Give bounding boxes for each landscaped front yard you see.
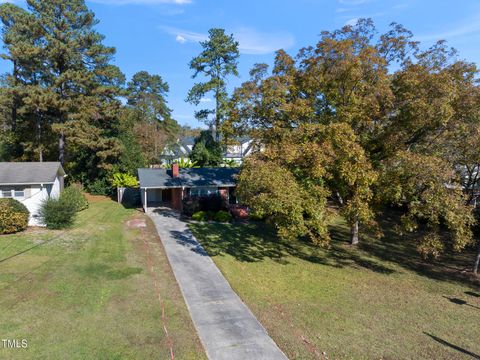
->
[190,215,480,360]
[0,197,205,359]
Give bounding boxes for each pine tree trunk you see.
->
[350,219,359,245]
[11,61,18,132]
[58,132,65,166]
[474,242,480,276]
[36,110,42,162]
[215,87,220,142]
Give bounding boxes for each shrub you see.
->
[182,197,201,216]
[0,198,29,234]
[229,204,250,220]
[61,186,89,212]
[206,211,216,221]
[249,212,265,221]
[199,194,225,212]
[87,178,111,196]
[111,172,139,188]
[39,197,77,229]
[192,211,208,222]
[214,210,232,222]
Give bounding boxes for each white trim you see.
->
[0,182,55,186]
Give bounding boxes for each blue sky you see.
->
[2,0,480,127]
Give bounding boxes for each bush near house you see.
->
[183,194,227,217]
[192,211,208,222]
[200,195,226,212]
[111,172,139,188]
[229,204,249,220]
[214,210,232,222]
[0,199,29,234]
[39,197,77,229]
[39,184,92,229]
[87,178,112,196]
[182,197,201,217]
[61,186,89,212]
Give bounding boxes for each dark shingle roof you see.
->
[0,162,65,185]
[138,167,239,188]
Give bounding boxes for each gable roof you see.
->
[138,167,239,189]
[0,162,65,185]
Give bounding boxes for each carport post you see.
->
[144,187,148,212]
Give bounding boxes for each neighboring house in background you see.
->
[0,162,66,226]
[138,163,239,212]
[160,136,256,165]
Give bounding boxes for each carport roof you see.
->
[138,167,239,189]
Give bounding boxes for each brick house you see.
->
[138,164,239,212]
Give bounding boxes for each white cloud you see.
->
[199,97,212,103]
[344,18,359,26]
[161,26,295,55]
[89,0,191,5]
[235,27,295,55]
[162,26,208,43]
[176,35,187,43]
[416,14,480,42]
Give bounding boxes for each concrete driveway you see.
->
[148,208,288,360]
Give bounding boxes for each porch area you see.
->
[141,187,184,212]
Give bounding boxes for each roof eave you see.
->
[0,182,55,186]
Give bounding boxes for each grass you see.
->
[189,213,480,360]
[0,197,206,359]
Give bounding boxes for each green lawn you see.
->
[0,197,205,359]
[190,214,480,360]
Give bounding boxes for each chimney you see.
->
[172,163,179,178]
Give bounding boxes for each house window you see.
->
[190,187,219,197]
[0,187,25,199]
[1,188,13,198]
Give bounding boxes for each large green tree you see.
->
[238,123,376,245]
[126,71,179,139]
[0,0,125,184]
[126,71,180,165]
[189,130,223,167]
[186,28,239,141]
[230,19,478,270]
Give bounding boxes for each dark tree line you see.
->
[0,0,182,191]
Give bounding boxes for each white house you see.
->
[0,162,66,226]
[160,136,257,165]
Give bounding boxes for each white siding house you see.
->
[0,162,66,226]
[160,136,257,165]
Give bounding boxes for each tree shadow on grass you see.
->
[189,211,480,286]
[424,332,480,359]
[354,210,480,288]
[189,221,396,274]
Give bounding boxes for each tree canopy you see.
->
[230,19,478,269]
[189,130,223,167]
[186,28,239,141]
